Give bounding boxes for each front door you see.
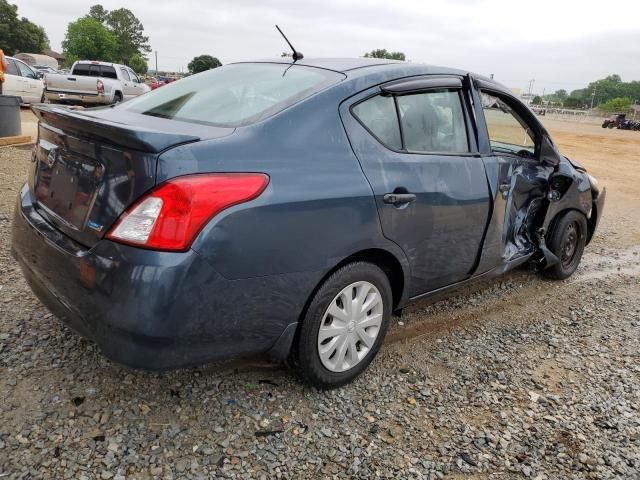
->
[15,59,40,103]
[119,67,137,99]
[341,79,491,296]
[473,88,554,273]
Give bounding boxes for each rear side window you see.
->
[6,59,19,76]
[72,64,118,79]
[397,91,468,153]
[352,95,402,150]
[100,66,117,79]
[352,88,469,154]
[121,63,345,127]
[120,68,130,81]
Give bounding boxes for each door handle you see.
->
[383,193,416,205]
[499,183,510,199]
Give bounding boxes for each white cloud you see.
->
[16,0,640,93]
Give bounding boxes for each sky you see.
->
[15,0,640,94]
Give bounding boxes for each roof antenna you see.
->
[275,25,303,61]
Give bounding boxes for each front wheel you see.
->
[544,211,588,280]
[291,262,392,389]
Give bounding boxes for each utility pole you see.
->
[528,79,535,97]
[155,51,158,74]
[590,85,597,110]
[542,87,546,105]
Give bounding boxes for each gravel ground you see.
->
[1,134,639,480]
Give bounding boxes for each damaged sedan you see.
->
[11,58,605,388]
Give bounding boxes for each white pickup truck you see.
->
[44,60,150,105]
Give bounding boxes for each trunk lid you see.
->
[30,104,233,247]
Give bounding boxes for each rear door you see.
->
[341,77,491,296]
[3,58,23,98]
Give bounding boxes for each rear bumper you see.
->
[11,184,313,369]
[45,91,110,105]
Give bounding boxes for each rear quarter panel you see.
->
[156,84,409,282]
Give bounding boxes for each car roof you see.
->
[235,57,509,92]
[238,57,409,72]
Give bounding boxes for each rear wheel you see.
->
[544,210,587,280]
[113,92,123,105]
[291,262,392,389]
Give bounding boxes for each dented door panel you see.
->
[476,155,553,273]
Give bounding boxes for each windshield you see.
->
[121,63,345,127]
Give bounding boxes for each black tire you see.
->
[544,210,588,280]
[290,262,392,389]
[113,92,123,104]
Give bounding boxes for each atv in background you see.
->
[602,113,640,130]
[602,113,627,128]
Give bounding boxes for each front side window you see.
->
[15,60,36,79]
[481,91,536,155]
[127,69,138,82]
[352,95,402,150]
[121,63,344,127]
[397,91,469,153]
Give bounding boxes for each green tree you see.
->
[363,49,406,61]
[532,96,543,105]
[0,0,49,55]
[128,53,147,75]
[84,5,151,64]
[88,4,108,23]
[554,89,568,101]
[62,17,117,65]
[598,97,632,112]
[105,8,151,64]
[188,55,222,74]
[563,97,583,108]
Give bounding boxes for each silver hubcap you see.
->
[317,281,384,373]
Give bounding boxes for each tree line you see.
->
[0,0,49,55]
[537,75,639,111]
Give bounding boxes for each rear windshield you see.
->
[73,64,118,79]
[121,63,345,127]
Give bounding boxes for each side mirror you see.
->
[539,135,560,168]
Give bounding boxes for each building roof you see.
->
[43,49,65,60]
[14,53,59,69]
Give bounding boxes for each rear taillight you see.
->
[97,79,105,94]
[106,173,269,251]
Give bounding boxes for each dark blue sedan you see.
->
[11,58,605,388]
